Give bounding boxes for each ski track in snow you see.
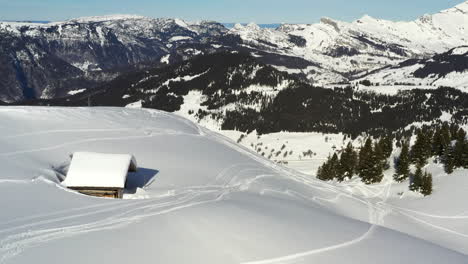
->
[387,204,468,220]
[0,190,223,263]
[0,129,201,157]
[394,211,468,239]
[239,176,393,264]
[3,128,136,139]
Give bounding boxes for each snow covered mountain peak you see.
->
[173,18,192,29]
[442,0,468,14]
[246,22,261,30]
[355,14,380,23]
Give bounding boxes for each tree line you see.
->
[316,122,468,196]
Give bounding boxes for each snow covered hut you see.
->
[63,152,138,199]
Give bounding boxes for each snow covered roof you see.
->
[63,152,137,189]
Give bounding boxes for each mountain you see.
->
[228,1,468,85]
[0,15,236,102]
[2,2,468,102]
[356,46,468,92]
[0,106,467,263]
[23,52,468,137]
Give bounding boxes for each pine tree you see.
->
[394,141,410,182]
[410,166,423,192]
[380,135,393,159]
[368,149,384,184]
[411,130,430,167]
[443,144,455,174]
[463,138,468,169]
[317,155,337,181]
[441,123,452,139]
[339,142,357,181]
[316,165,324,180]
[450,123,460,140]
[432,127,444,156]
[317,157,331,181]
[374,140,388,170]
[330,153,341,180]
[358,138,383,184]
[453,128,466,168]
[358,138,373,183]
[455,127,466,142]
[420,171,433,196]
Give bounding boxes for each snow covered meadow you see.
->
[0,106,467,263]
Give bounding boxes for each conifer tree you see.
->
[432,126,451,161]
[358,138,373,182]
[317,157,331,181]
[431,127,444,156]
[368,150,384,184]
[339,142,357,181]
[374,140,388,170]
[380,135,393,159]
[443,144,455,174]
[410,166,423,192]
[450,123,460,139]
[394,141,410,182]
[330,153,341,180]
[358,138,383,184]
[411,130,430,167]
[463,138,468,169]
[453,128,466,168]
[441,123,452,147]
[455,127,466,142]
[316,165,324,180]
[317,155,336,181]
[420,171,433,196]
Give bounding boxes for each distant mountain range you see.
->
[1,2,467,103]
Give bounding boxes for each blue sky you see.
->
[0,0,465,23]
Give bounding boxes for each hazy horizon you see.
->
[0,0,465,24]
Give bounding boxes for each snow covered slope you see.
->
[0,106,467,263]
[229,1,468,84]
[357,46,468,92]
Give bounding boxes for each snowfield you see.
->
[0,106,467,264]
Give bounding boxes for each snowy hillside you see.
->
[356,46,468,92]
[229,1,468,84]
[0,106,467,263]
[26,52,468,138]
